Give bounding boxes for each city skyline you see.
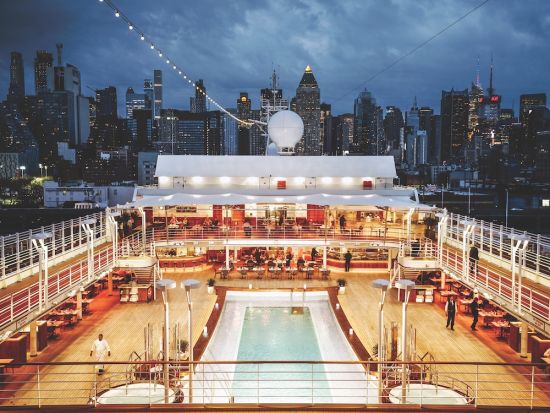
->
[1,0,549,115]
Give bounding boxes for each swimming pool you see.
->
[194,291,378,404]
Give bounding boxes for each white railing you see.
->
[1,360,548,408]
[0,245,114,333]
[0,212,108,281]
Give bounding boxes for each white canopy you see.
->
[120,192,434,210]
[154,155,397,178]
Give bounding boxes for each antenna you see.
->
[488,53,494,96]
[475,55,481,87]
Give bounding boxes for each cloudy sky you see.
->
[1,0,549,115]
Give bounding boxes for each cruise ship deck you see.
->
[0,155,549,411]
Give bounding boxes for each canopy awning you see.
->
[119,192,435,210]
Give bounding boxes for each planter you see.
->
[338,286,346,295]
[207,286,214,294]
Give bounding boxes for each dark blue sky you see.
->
[1,0,549,115]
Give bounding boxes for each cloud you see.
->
[0,0,549,116]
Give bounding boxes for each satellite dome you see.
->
[268,110,304,151]
[266,142,279,156]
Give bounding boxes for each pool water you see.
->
[232,306,330,403]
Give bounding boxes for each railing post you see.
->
[94,368,98,407]
[419,364,423,407]
[499,225,503,258]
[257,363,260,406]
[311,363,314,405]
[489,222,493,255]
[474,364,478,407]
[536,234,541,273]
[37,365,41,408]
[530,365,535,409]
[0,237,4,279]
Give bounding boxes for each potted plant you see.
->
[207,278,215,294]
[337,278,346,295]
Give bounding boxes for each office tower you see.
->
[520,93,546,128]
[223,109,238,155]
[406,98,420,131]
[353,89,383,155]
[430,115,442,164]
[320,103,332,155]
[7,52,25,105]
[96,87,118,119]
[143,79,154,110]
[153,70,162,120]
[34,50,53,94]
[237,92,251,155]
[190,79,207,113]
[126,87,148,119]
[478,63,501,127]
[335,113,354,154]
[295,65,321,155]
[132,109,153,150]
[156,109,223,155]
[51,45,89,145]
[384,106,404,150]
[419,106,433,132]
[440,89,469,163]
[248,109,263,155]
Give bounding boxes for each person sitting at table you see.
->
[243,220,252,237]
[339,214,346,231]
[254,248,262,264]
[181,217,190,229]
[169,216,178,225]
[203,217,213,229]
[297,256,305,269]
[212,218,219,228]
[286,249,293,267]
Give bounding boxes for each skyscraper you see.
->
[34,50,53,94]
[143,79,154,110]
[237,93,251,155]
[520,93,546,128]
[153,70,162,120]
[440,89,469,163]
[190,79,207,113]
[96,87,117,119]
[223,109,238,155]
[320,103,332,155]
[260,70,288,154]
[8,52,25,104]
[353,89,383,155]
[294,65,321,155]
[384,106,404,151]
[126,87,149,142]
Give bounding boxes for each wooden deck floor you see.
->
[4,268,550,407]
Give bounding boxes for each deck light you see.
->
[191,176,203,184]
[293,177,305,184]
[342,177,353,184]
[219,176,231,184]
[321,177,333,184]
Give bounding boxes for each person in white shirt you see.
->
[90,333,111,374]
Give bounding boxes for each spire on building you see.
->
[299,65,318,87]
[475,55,481,88]
[413,96,418,109]
[271,69,278,90]
[488,54,494,96]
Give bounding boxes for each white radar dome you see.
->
[268,110,304,151]
[266,142,279,156]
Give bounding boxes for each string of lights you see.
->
[97,0,253,126]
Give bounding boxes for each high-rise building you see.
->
[353,89,383,155]
[96,87,118,119]
[156,109,223,155]
[334,113,354,155]
[132,109,153,150]
[125,87,148,119]
[190,79,207,113]
[34,50,53,94]
[249,109,263,155]
[237,93,251,155]
[384,106,404,151]
[294,65,321,155]
[440,89,469,163]
[223,109,238,155]
[520,93,546,128]
[320,103,332,155]
[7,52,25,105]
[143,79,154,110]
[260,70,288,154]
[153,70,162,120]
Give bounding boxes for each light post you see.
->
[156,279,176,404]
[508,234,529,312]
[396,279,415,405]
[44,165,48,177]
[107,211,121,265]
[81,218,96,282]
[372,279,389,403]
[31,232,52,312]
[38,163,43,177]
[182,279,200,403]
[19,165,26,178]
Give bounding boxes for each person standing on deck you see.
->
[469,244,479,277]
[344,250,352,272]
[470,297,480,331]
[90,333,111,374]
[445,297,457,330]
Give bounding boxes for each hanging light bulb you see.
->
[114,10,120,17]
[128,24,133,30]
[173,65,177,70]
[150,44,154,49]
[140,34,145,40]
[178,71,182,75]
[158,51,163,57]
[166,59,170,64]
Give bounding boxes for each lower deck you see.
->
[2,268,550,408]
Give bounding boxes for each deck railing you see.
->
[0,212,108,281]
[1,360,548,408]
